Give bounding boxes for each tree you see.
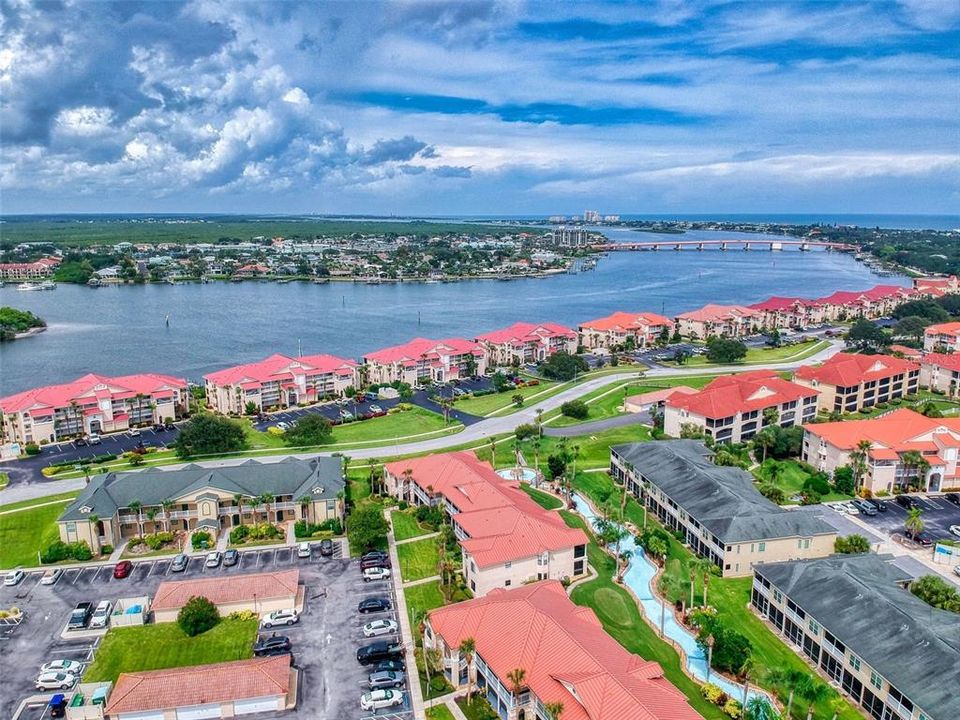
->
[849,439,872,489]
[173,414,247,458]
[905,506,925,538]
[834,534,870,554]
[892,298,949,322]
[758,482,785,504]
[706,338,748,364]
[506,667,527,711]
[672,347,691,365]
[560,399,589,419]
[831,465,855,495]
[257,493,275,523]
[177,595,220,636]
[743,696,780,720]
[539,352,588,381]
[492,371,511,393]
[511,393,525,408]
[514,423,538,440]
[546,453,567,481]
[845,318,890,351]
[543,701,565,720]
[753,427,777,463]
[694,616,752,675]
[909,574,960,612]
[899,450,929,490]
[161,499,176,532]
[347,505,389,552]
[128,500,144,537]
[459,637,477,702]
[283,413,333,446]
[894,315,929,343]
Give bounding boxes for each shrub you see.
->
[143,531,175,551]
[99,544,114,555]
[722,699,743,718]
[230,525,250,544]
[560,399,589,420]
[177,595,220,637]
[414,505,444,530]
[41,466,61,477]
[227,610,258,621]
[802,472,831,496]
[835,534,871,554]
[701,683,726,705]
[24,443,40,456]
[40,540,93,564]
[191,530,213,550]
[294,518,343,539]
[514,423,539,440]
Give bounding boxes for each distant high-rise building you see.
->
[583,209,601,223]
[552,225,589,247]
[570,214,582,222]
[547,215,566,223]
[603,214,621,222]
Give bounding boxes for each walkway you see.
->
[396,531,440,546]
[544,411,652,437]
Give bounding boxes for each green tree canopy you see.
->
[834,534,871,554]
[892,299,949,323]
[846,318,890,352]
[894,315,930,342]
[173,414,247,458]
[347,505,389,552]
[705,338,748,364]
[539,352,589,381]
[909,574,960,613]
[177,595,220,636]
[284,413,333,447]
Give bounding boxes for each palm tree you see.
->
[769,669,828,720]
[459,637,476,702]
[506,667,527,716]
[899,450,930,491]
[402,468,414,502]
[297,495,313,524]
[258,493,275,523]
[134,392,146,427]
[905,506,924,537]
[368,459,383,495]
[850,439,872,489]
[530,438,541,472]
[161,499,175,532]
[423,645,442,687]
[743,696,778,720]
[535,408,544,436]
[146,508,158,533]
[128,500,144,537]
[87,514,100,545]
[690,557,713,607]
[762,406,780,428]
[543,701,564,720]
[232,493,245,525]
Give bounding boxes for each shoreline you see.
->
[10,326,46,340]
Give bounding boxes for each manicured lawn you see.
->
[475,425,653,471]
[453,378,559,416]
[0,472,8,490]
[456,696,500,720]
[333,407,458,443]
[83,618,258,682]
[397,536,440,582]
[755,458,853,503]
[391,509,433,541]
[404,580,472,642]
[426,706,457,720]
[672,339,829,367]
[0,498,73,568]
[0,491,79,513]
[518,483,563,510]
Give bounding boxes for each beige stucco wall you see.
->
[463,546,579,596]
[154,595,294,623]
[920,362,960,395]
[723,533,835,577]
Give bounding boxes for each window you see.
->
[773,589,782,602]
[870,671,882,690]
[849,654,861,671]
[504,561,512,569]
[808,619,820,635]
[504,579,511,587]
[758,542,766,552]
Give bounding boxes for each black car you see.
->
[223,549,240,567]
[359,597,391,614]
[896,495,918,509]
[867,498,887,512]
[73,437,88,447]
[374,659,406,673]
[170,554,189,573]
[357,640,403,665]
[153,423,166,432]
[905,530,933,547]
[361,550,389,563]
[319,539,334,557]
[67,602,94,630]
[361,557,391,571]
[253,636,292,656]
[944,492,960,507]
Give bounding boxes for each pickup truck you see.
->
[67,602,94,630]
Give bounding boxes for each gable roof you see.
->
[476,321,576,345]
[0,372,187,414]
[676,304,758,323]
[794,353,919,387]
[802,408,960,455]
[204,352,357,385]
[152,569,299,611]
[922,352,960,372]
[363,337,484,365]
[579,311,673,332]
[105,655,291,715]
[925,321,960,338]
[428,581,702,720]
[665,370,817,419]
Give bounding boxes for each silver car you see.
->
[368,670,405,690]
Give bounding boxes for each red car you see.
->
[113,561,133,579]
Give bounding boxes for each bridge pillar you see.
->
[771,242,782,251]
[697,243,704,251]
[674,243,682,251]
[800,243,810,252]
[720,242,727,251]
[744,243,751,251]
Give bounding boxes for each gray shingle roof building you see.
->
[755,554,960,720]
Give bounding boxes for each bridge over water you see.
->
[592,239,859,252]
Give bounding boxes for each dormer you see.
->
[747,386,777,401]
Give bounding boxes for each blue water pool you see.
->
[497,467,537,482]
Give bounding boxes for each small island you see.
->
[0,306,47,341]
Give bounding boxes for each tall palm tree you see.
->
[297,495,313,524]
[368,459,383,495]
[459,637,477,702]
[146,508,158,533]
[128,500,144,537]
[762,406,780,428]
[850,439,873,490]
[423,646,442,687]
[232,493,245,525]
[905,506,924,537]
[88,514,100,545]
[535,408,544,437]
[506,667,527,717]
[543,701,564,720]
[530,438,541,473]
[899,450,930,491]
[402,468,414,502]
[258,493,275,523]
[161,499,175,532]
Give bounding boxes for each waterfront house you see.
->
[748,296,826,329]
[811,285,915,321]
[0,257,60,281]
[751,554,959,720]
[923,321,960,353]
[383,452,587,595]
[913,274,959,296]
[801,408,960,493]
[425,581,704,720]
[204,353,358,414]
[0,372,188,446]
[920,352,960,396]
[57,457,345,554]
[475,321,577,365]
[362,337,487,386]
[577,310,674,349]
[663,369,819,443]
[611,440,836,577]
[674,303,760,339]
[793,352,920,413]
[234,263,272,278]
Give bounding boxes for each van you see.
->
[89,600,112,629]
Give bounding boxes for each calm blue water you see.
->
[0,229,907,394]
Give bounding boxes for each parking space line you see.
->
[91,566,104,582]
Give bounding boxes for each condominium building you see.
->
[663,370,819,443]
[674,304,760,339]
[0,257,60,280]
[475,322,577,366]
[578,310,674,349]
[383,452,587,595]
[362,337,487,385]
[913,274,959,297]
[204,352,358,414]
[923,321,960,353]
[425,581,704,720]
[611,441,836,577]
[0,372,188,446]
[748,296,827,329]
[751,554,959,720]
[801,408,960,494]
[793,352,920,413]
[58,457,345,554]
[920,352,960,396]
[550,225,588,247]
[811,285,916,321]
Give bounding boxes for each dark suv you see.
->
[254,636,292,657]
[357,640,403,665]
[944,492,960,507]
[895,495,918,509]
[67,602,94,630]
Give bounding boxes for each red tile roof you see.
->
[922,352,960,371]
[794,353,919,387]
[152,570,299,611]
[0,373,187,414]
[476,321,576,345]
[803,408,960,455]
[579,311,673,332]
[676,304,758,322]
[363,337,484,364]
[204,352,357,386]
[889,345,923,360]
[926,321,960,338]
[428,581,703,720]
[105,656,290,715]
[666,370,817,419]
[626,386,699,406]
[748,296,807,311]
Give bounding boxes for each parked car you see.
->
[205,551,222,568]
[340,410,354,421]
[164,421,174,431]
[89,600,113,629]
[944,492,960,507]
[369,404,384,414]
[358,597,391,614]
[73,437,88,447]
[949,525,960,539]
[297,542,312,559]
[319,539,334,557]
[113,561,133,579]
[153,423,166,432]
[851,499,877,516]
[363,567,391,583]
[840,502,860,515]
[67,602,94,630]
[360,556,391,571]
[4,569,25,586]
[40,568,64,586]
[276,421,291,431]
[365,392,380,402]
[171,554,189,572]
[261,609,300,628]
[955,565,960,578]
[36,672,77,691]
[357,640,404,665]
[374,659,406,673]
[368,670,405,690]
[361,550,389,563]
[896,495,918,509]
[223,548,240,567]
[41,660,83,675]
[360,689,404,711]
[867,499,887,512]
[129,428,141,437]
[905,530,933,547]
[363,618,398,637]
[253,636,292,657]
[88,434,102,445]
[48,694,68,719]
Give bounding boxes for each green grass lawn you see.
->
[0,472,8,490]
[83,618,258,682]
[475,425,653,471]
[404,580,472,642]
[456,696,500,720]
[754,458,852,503]
[518,482,563,510]
[0,498,73,568]
[426,706,457,720]
[670,340,829,367]
[391,509,433,541]
[0,491,79,513]
[397,536,441,582]
[452,378,559,416]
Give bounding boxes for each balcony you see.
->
[170,510,197,520]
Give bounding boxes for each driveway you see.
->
[544,411,652,437]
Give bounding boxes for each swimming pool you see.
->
[496,467,537,482]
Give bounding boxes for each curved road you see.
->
[0,341,843,504]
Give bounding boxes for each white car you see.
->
[363,567,391,583]
[41,659,83,675]
[261,609,300,628]
[88,434,102,445]
[949,525,960,539]
[205,551,222,568]
[3,569,25,586]
[363,619,398,638]
[276,421,291,431]
[297,542,312,559]
[40,568,63,585]
[360,689,404,711]
[129,428,141,437]
[89,600,113,629]
[36,672,77,691]
[841,502,860,515]
[369,404,383,414]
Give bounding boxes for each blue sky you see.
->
[1,0,958,215]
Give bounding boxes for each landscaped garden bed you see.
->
[228,522,284,547]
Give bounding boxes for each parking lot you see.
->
[0,545,412,720]
[852,494,960,543]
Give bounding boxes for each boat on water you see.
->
[17,280,56,291]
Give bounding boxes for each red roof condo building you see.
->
[664,370,819,443]
[0,257,60,281]
[674,304,760,339]
[0,372,188,446]
[383,452,588,595]
[475,321,577,365]
[204,353,358,415]
[920,352,960,397]
[924,321,960,353]
[810,284,915,321]
[913,274,959,297]
[362,337,487,386]
[425,581,704,720]
[793,352,920,413]
[748,296,826,329]
[577,311,674,349]
[801,408,960,494]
